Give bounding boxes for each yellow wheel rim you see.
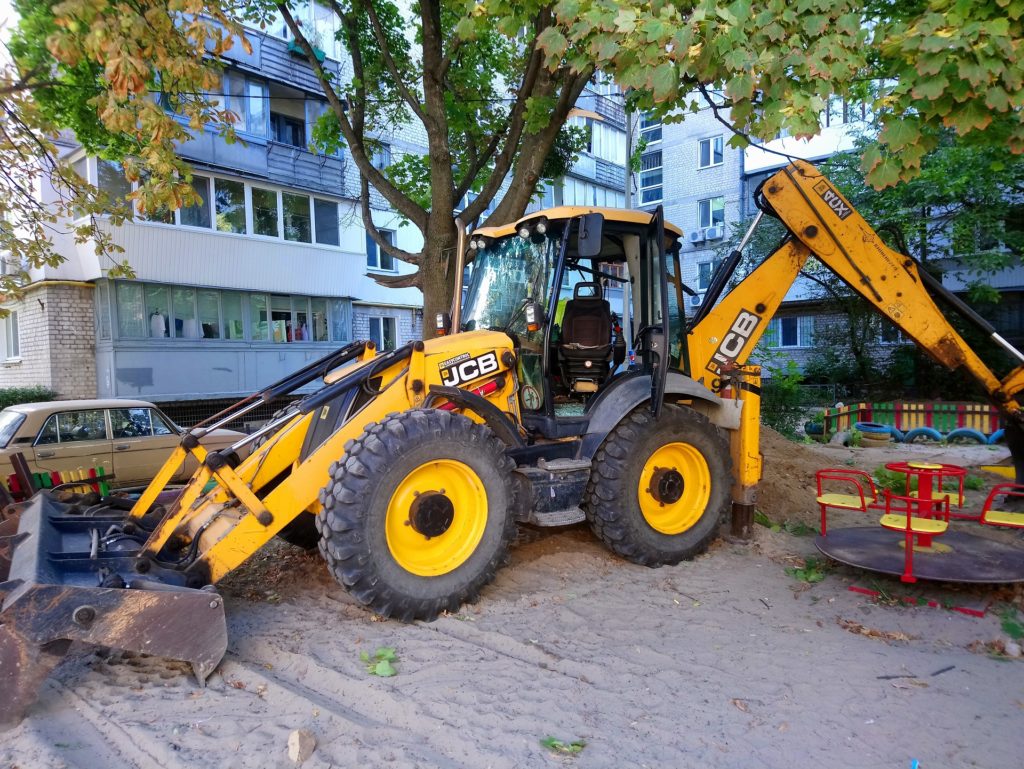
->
[637,442,712,535]
[385,459,488,576]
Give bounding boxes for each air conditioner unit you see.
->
[689,230,706,244]
[689,293,703,307]
[705,225,724,240]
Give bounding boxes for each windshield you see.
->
[461,234,555,333]
[0,409,26,448]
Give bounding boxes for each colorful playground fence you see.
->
[5,466,110,500]
[823,401,1002,438]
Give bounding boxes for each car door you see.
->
[109,407,182,486]
[31,408,114,483]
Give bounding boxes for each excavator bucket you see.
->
[0,493,228,727]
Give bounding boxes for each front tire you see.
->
[317,410,517,621]
[586,405,732,566]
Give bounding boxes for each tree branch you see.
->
[360,176,422,266]
[277,2,428,230]
[361,0,428,123]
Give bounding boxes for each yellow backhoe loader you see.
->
[4,159,1024,724]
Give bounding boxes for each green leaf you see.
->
[453,17,475,40]
[376,647,397,662]
[651,62,676,101]
[911,76,949,102]
[373,659,397,677]
[540,736,586,754]
[944,99,993,134]
[879,117,921,152]
[536,26,568,59]
[359,651,370,663]
[864,154,905,189]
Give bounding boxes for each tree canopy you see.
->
[554,0,1024,188]
[4,0,1024,322]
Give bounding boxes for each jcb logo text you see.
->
[440,351,500,387]
[706,310,760,375]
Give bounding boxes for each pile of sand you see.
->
[755,426,836,524]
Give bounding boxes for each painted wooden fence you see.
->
[823,401,1002,436]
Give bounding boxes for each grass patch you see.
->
[785,556,831,583]
[998,607,1024,640]
[754,510,818,536]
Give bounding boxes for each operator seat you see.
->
[557,281,613,393]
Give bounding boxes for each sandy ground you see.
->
[3,433,1024,769]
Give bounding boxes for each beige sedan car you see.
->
[0,399,249,489]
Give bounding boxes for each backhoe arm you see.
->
[689,159,1024,420]
[686,160,1024,517]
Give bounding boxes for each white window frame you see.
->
[367,229,397,272]
[698,136,724,169]
[639,112,662,145]
[639,150,663,206]
[766,316,813,348]
[2,310,20,361]
[697,259,722,291]
[368,316,397,351]
[698,197,725,230]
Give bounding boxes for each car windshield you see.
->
[461,234,556,333]
[0,409,26,448]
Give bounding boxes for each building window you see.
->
[314,199,340,246]
[222,72,268,137]
[698,136,724,169]
[698,196,725,229]
[214,179,246,234]
[639,112,662,144]
[367,230,396,270]
[271,112,305,148]
[372,143,392,170]
[97,160,132,204]
[222,292,244,340]
[766,316,814,348]
[282,192,312,243]
[878,320,907,345]
[251,187,280,237]
[2,311,20,359]
[640,151,663,205]
[180,175,212,229]
[369,316,397,351]
[697,259,722,291]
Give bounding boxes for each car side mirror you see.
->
[577,213,604,258]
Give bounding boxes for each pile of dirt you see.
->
[755,426,834,524]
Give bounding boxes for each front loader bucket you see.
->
[0,493,228,727]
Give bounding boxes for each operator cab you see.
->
[462,207,684,438]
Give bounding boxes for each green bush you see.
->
[761,359,805,438]
[0,386,57,410]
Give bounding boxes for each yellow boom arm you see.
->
[686,160,1024,513]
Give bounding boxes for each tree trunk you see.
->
[418,216,459,339]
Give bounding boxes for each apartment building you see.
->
[1,28,419,423]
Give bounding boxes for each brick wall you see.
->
[0,283,97,398]
[352,305,421,348]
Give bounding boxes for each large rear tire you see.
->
[317,410,517,621]
[586,405,732,566]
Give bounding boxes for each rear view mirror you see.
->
[524,300,542,333]
[577,213,604,258]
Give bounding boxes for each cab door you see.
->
[645,207,670,417]
[31,408,114,482]
[109,407,181,485]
